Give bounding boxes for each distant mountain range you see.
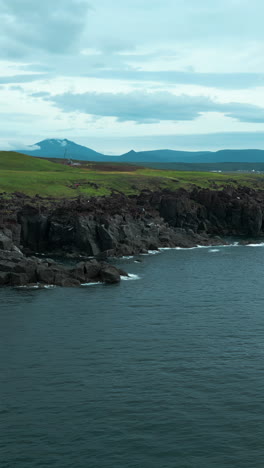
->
[16,138,264,163]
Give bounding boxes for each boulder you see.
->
[9,273,29,286]
[70,262,86,282]
[0,232,13,251]
[14,260,37,283]
[0,272,10,285]
[100,265,121,284]
[36,266,55,284]
[56,278,81,287]
[117,268,129,277]
[84,260,102,279]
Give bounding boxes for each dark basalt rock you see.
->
[100,265,121,284]
[84,260,102,279]
[158,187,264,237]
[0,247,123,288]
[0,232,13,251]
[1,186,264,287]
[0,271,10,285]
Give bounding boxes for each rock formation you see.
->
[1,186,264,286]
[0,236,124,287]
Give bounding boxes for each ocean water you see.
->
[1,245,264,467]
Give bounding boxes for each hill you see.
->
[17,139,264,163]
[119,149,264,163]
[2,150,264,198]
[0,151,72,172]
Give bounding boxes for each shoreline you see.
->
[1,187,264,287]
[11,240,264,290]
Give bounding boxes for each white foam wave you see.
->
[161,242,239,251]
[163,245,215,250]
[174,246,198,250]
[121,274,141,281]
[141,250,160,256]
[246,243,264,247]
[209,249,220,253]
[197,244,231,249]
[221,242,239,247]
[135,243,240,255]
[17,284,56,289]
[81,282,100,286]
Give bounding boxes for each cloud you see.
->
[15,49,264,89]
[81,69,264,89]
[47,90,264,124]
[2,0,264,88]
[0,74,49,84]
[2,0,264,149]
[225,104,264,123]
[30,91,51,98]
[2,0,264,65]
[5,63,264,92]
[82,0,264,55]
[15,52,264,90]
[0,0,91,58]
[7,141,40,151]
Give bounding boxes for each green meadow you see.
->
[1,151,264,198]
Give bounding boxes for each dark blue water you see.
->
[1,245,264,468]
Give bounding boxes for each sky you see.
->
[1,0,264,154]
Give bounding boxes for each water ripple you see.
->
[1,246,264,467]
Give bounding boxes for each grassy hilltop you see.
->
[1,151,264,197]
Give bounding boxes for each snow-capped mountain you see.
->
[17,139,109,161]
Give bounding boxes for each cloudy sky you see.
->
[1,0,264,154]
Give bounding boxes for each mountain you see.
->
[17,139,110,161]
[119,149,264,163]
[16,139,264,163]
[119,149,211,162]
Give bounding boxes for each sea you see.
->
[1,244,264,468]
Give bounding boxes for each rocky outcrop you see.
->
[10,195,218,257]
[158,187,264,237]
[1,186,264,265]
[0,229,125,287]
[0,246,123,287]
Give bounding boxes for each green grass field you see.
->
[1,151,264,198]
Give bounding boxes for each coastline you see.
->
[1,187,264,287]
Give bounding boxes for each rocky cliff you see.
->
[158,186,264,237]
[0,186,263,287]
[1,191,223,258]
[2,187,264,257]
